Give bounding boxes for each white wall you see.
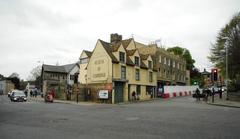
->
[67,65,79,85]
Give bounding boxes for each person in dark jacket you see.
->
[196,88,200,101]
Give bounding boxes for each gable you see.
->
[80,51,88,59]
[113,44,126,61]
[126,39,136,50]
[129,49,140,62]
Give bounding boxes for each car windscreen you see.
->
[13,91,25,97]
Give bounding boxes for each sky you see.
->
[0,0,239,80]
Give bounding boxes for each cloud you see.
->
[0,0,239,79]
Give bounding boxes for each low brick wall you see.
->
[81,83,112,103]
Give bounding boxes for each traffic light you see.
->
[212,69,218,81]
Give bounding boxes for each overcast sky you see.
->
[0,0,239,80]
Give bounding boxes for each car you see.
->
[10,90,27,102]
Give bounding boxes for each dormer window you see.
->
[148,61,152,69]
[119,52,125,63]
[135,56,140,66]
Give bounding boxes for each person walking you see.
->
[219,87,223,99]
[30,90,33,97]
[132,91,136,101]
[196,88,200,101]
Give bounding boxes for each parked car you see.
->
[10,90,27,102]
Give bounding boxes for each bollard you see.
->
[212,93,214,103]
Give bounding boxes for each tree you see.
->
[167,46,200,85]
[0,74,4,80]
[8,72,20,78]
[167,46,195,70]
[6,73,20,89]
[27,65,42,89]
[27,65,42,81]
[209,12,240,80]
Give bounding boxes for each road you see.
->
[0,95,239,139]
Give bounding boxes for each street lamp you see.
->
[222,37,229,100]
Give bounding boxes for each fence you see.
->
[163,85,199,98]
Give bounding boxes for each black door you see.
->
[114,82,124,103]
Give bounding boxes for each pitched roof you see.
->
[42,64,67,73]
[139,54,149,60]
[43,63,79,74]
[63,63,78,73]
[84,50,92,58]
[112,42,122,52]
[140,61,148,69]
[121,38,133,48]
[126,56,135,66]
[99,40,119,63]
[126,49,137,56]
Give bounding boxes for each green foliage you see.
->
[167,46,195,70]
[209,12,240,80]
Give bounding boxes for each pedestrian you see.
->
[132,91,136,101]
[196,88,200,101]
[30,90,33,97]
[24,90,28,97]
[51,89,55,99]
[212,87,215,103]
[219,87,222,99]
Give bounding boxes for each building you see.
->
[79,50,92,84]
[41,63,79,99]
[80,34,188,103]
[0,79,15,95]
[137,43,187,96]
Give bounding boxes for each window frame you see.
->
[134,56,140,66]
[119,52,125,63]
[121,66,126,79]
[149,71,153,82]
[135,69,140,81]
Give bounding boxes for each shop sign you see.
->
[98,90,108,99]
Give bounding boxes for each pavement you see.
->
[28,93,240,108]
[206,92,240,108]
[28,96,105,106]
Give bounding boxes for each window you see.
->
[177,63,179,69]
[164,57,167,64]
[119,52,125,63]
[80,58,88,64]
[135,56,140,66]
[121,66,126,79]
[148,61,152,69]
[135,69,140,81]
[149,72,153,82]
[70,75,75,80]
[168,59,171,66]
[159,55,161,63]
[173,61,175,68]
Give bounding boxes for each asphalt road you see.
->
[0,95,239,139]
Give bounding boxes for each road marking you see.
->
[126,117,140,121]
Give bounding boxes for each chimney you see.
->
[110,33,122,44]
